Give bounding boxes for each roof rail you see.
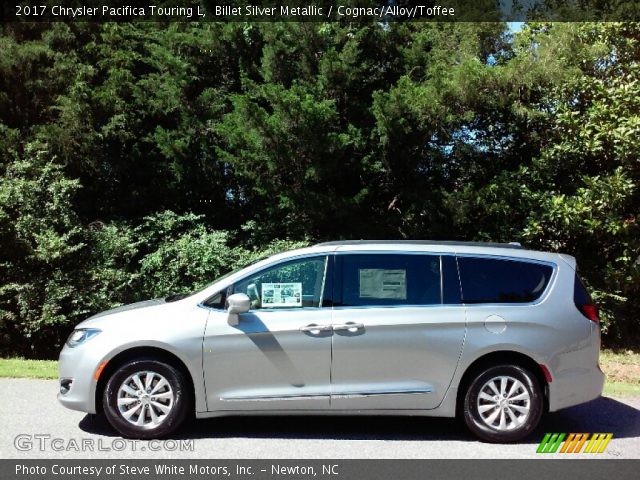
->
[314,240,524,249]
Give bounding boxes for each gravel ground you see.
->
[0,379,638,459]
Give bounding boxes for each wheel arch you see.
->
[455,350,550,416]
[95,346,197,415]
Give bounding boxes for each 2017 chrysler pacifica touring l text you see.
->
[58,240,604,442]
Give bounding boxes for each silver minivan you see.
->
[58,241,604,442]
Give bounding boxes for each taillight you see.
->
[574,272,599,323]
[578,304,599,323]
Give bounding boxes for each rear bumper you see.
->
[548,364,605,412]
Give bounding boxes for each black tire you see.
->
[463,364,543,443]
[102,358,191,439]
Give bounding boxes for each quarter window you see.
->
[336,254,441,307]
[232,256,327,309]
[203,291,224,309]
[457,257,553,304]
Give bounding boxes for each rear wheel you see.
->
[463,364,543,443]
[102,358,190,439]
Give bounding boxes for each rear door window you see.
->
[336,254,441,307]
[457,257,553,304]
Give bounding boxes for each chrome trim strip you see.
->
[220,393,329,402]
[332,388,433,398]
[334,250,447,257]
[317,240,523,249]
[453,252,557,268]
[336,250,556,269]
[220,388,433,402]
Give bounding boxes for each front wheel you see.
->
[103,358,190,439]
[463,364,543,443]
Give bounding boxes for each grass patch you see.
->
[599,349,640,397]
[0,358,57,379]
[603,381,640,397]
[600,348,640,366]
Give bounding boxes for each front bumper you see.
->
[57,343,100,414]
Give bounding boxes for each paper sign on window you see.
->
[261,283,303,307]
[359,269,407,300]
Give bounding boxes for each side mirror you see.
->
[226,293,250,326]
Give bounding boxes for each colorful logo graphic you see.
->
[536,433,613,454]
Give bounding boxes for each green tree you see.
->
[448,23,640,343]
[0,141,86,356]
[1,21,639,355]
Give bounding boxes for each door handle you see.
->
[332,323,365,333]
[299,324,332,334]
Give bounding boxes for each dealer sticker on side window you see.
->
[261,283,303,307]
[359,269,407,300]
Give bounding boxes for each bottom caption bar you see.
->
[3,459,639,480]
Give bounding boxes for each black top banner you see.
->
[2,0,640,22]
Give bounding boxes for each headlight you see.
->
[66,328,101,348]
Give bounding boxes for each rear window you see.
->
[458,257,553,304]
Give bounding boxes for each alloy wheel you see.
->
[116,371,174,427]
[476,375,531,431]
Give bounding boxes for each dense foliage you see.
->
[0,22,638,357]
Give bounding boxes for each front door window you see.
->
[233,256,328,309]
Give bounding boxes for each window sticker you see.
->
[359,269,407,300]
[261,283,303,307]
